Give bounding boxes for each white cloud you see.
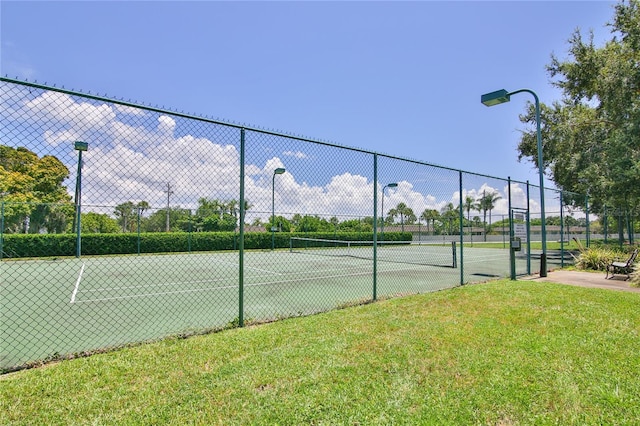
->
[157,115,176,135]
[7,89,548,224]
[115,104,147,116]
[25,91,116,131]
[283,150,308,159]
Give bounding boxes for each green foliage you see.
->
[2,233,76,258]
[517,1,640,223]
[420,209,440,234]
[631,271,639,287]
[575,247,619,271]
[387,203,416,231]
[2,231,412,258]
[144,208,192,233]
[267,215,291,232]
[80,212,120,234]
[193,198,242,232]
[291,214,339,232]
[336,219,372,233]
[571,237,637,271]
[0,145,72,233]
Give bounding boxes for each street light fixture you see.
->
[481,88,547,277]
[74,141,88,258]
[381,182,398,240]
[271,167,286,250]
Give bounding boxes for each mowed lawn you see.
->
[2,280,639,425]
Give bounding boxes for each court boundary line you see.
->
[70,262,85,304]
[74,269,385,304]
[73,259,376,296]
[70,255,460,304]
[73,264,374,299]
[79,259,413,294]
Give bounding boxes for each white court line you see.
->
[74,269,378,303]
[82,272,271,293]
[70,262,85,304]
[71,258,435,303]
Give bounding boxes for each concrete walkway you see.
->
[523,270,640,293]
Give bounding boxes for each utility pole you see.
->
[165,183,173,232]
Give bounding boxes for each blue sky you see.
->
[1,1,616,184]
[1,1,616,222]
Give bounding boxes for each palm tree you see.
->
[420,209,440,235]
[463,195,478,242]
[388,202,415,232]
[477,190,502,241]
[136,200,150,216]
[114,201,135,232]
[440,202,458,235]
[463,196,476,225]
[197,197,223,217]
[226,199,238,218]
[486,192,502,234]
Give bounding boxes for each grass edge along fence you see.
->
[0,77,590,372]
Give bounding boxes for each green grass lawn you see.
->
[2,280,639,425]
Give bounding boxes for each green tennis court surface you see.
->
[1,244,526,369]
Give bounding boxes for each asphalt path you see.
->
[524,270,640,293]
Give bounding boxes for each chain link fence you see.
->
[0,78,590,371]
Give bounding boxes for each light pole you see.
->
[271,167,285,250]
[481,88,547,276]
[74,141,88,258]
[381,182,398,241]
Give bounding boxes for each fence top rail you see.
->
[1,76,563,190]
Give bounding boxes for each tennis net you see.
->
[289,237,457,268]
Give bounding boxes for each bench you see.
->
[606,249,638,280]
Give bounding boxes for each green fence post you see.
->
[74,141,87,258]
[585,194,590,247]
[0,200,4,260]
[560,192,564,269]
[75,150,83,258]
[526,181,531,275]
[508,177,515,280]
[239,128,246,327]
[188,209,192,253]
[458,171,464,285]
[604,205,608,243]
[372,154,378,301]
[137,207,141,255]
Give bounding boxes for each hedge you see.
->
[1,231,413,259]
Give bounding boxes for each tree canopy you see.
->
[0,145,72,233]
[517,0,639,219]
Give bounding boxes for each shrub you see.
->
[2,231,412,258]
[571,237,620,271]
[574,247,619,271]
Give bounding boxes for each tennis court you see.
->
[1,242,523,370]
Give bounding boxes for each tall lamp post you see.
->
[74,141,88,258]
[381,182,398,241]
[481,88,547,277]
[271,167,286,250]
